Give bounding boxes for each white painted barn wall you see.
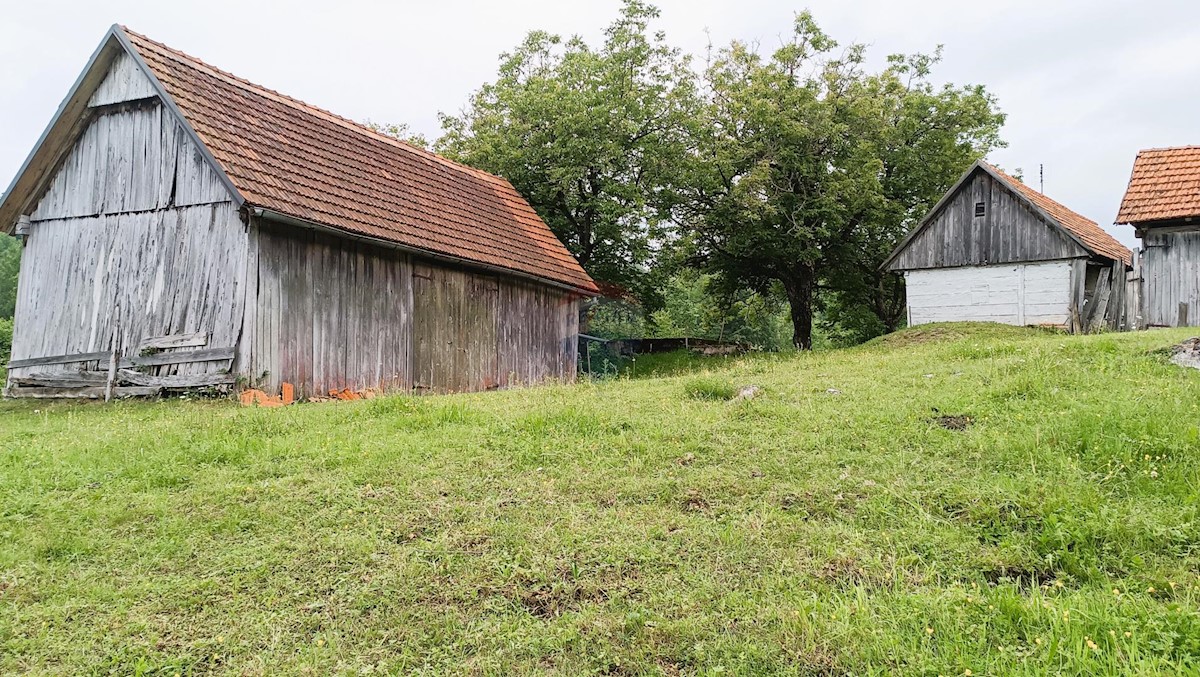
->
[904,260,1073,327]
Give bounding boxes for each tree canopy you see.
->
[437,0,699,299]
[672,13,1005,348]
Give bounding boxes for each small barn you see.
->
[884,161,1132,331]
[1116,146,1200,327]
[1,26,598,399]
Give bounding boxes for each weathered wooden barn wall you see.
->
[250,222,414,398]
[1140,231,1200,327]
[888,172,1087,271]
[251,221,580,397]
[9,93,247,380]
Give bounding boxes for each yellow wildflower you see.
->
[1124,631,1132,638]
[926,627,934,635]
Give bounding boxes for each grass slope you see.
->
[2,324,1200,675]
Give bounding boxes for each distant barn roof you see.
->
[1115,146,1200,226]
[984,163,1131,265]
[885,161,1131,270]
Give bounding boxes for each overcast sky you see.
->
[3,0,1197,248]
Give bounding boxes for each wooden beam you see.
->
[6,385,160,399]
[10,373,108,388]
[7,351,112,369]
[116,370,234,388]
[137,332,209,351]
[119,346,234,368]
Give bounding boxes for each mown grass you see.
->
[2,323,1200,675]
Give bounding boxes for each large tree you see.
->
[437,0,698,297]
[675,14,1004,349]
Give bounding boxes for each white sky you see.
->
[3,0,1198,249]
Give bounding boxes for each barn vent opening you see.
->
[974,202,986,217]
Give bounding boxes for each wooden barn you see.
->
[884,161,1132,331]
[1116,146,1200,327]
[1,26,598,399]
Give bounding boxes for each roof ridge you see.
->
[1136,145,1200,154]
[980,161,1100,228]
[118,26,507,187]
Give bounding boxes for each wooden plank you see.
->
[7,351,112,369]
[120,346,234,368]
[138,332,209,351]
[6,386,160,399]
[116,370,234,388]
[11,373,109,388]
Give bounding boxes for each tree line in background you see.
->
[434,1,1006,349]
[0,2,1005,358]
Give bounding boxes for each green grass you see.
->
[3,323,1200,675]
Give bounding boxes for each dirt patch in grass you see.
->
[932,413,973,430]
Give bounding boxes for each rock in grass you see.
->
[733,385,761,401]
[1169,337,1200,370]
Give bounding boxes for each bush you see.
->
[682,375,737,401]
[0,317,11,366]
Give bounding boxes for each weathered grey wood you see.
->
[116,370,234,388]
[120,347,235,368]
[7,351,112,369]
[11,373,109,388]
[30,104,228,222]
[1140,231,1200,327]
[251,219,579,397]
[1085,269,1112,332]
[138,332,209,351]
[88,50,157,107]
[6,386,160,399]
[105,349,118,402]
[888,170,1089,271]
[9,202,247,384]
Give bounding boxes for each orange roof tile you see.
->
[984,163,1132,265]
[1115,146,1200,226]
[121,28,598,294]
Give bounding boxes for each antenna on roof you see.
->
[1039,164,1044,194]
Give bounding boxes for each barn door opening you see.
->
[411,263,499,394]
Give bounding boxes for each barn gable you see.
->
[885,162,1130,272]
[886,164,1084,271]
[0,26,242,233]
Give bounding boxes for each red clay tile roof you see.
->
[121,28,598,294]
[984,163,1132,265]
[1115,146,1200,226]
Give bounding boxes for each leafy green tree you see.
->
[0,235,20,320]
[437,0,698,297]
[675,13,1004,348]
[364,121,430,149]
[650,270,791,350]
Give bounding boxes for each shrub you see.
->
[0,317,11,366]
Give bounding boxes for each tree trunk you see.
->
[783,272,815,350]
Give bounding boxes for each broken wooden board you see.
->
[120,347,235,368]
[137,332,209,351]
[5,386,161,399]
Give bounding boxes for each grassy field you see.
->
[2,324,1200,675]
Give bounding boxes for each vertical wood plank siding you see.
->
[1142,231,1200,327]
[253,221,579,397]
[888,172,1087,271]
[87,50,157,107]
[10,204,246,379]
[10,86,246,382]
